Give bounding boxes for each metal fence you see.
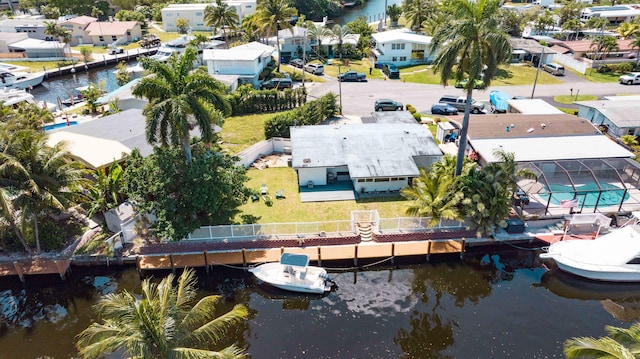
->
[186,220,355,241]
[378,217,467,233]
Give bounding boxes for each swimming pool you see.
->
[44,121,78,131]
[539,182,629,207]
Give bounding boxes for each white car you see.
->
[108,47,125,55]
[305,63,324,75]
[619,72,640,85]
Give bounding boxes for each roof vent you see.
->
[303,158,311,164]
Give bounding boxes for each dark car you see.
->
[381,63,400,79]
[260,77,293,90]
[431,103,458,115]
[374,99,404,111]
[338,70,367,82]
[290,58,304,68]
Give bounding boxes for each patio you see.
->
[299,181,355,202]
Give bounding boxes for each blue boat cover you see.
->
[489,90,511,112]
[280,253,310,267]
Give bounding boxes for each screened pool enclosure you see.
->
[516,158,640,217]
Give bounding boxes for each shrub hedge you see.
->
[227,85,307,116]
[264,92,339,139]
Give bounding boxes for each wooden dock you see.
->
[0,258,71,282]
[136,239,466,272]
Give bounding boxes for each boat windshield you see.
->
[280,253,309,268]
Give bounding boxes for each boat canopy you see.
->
[280,253,310,268]
[489,90,510,112]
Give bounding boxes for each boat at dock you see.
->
[540,225,640,282]
[0,87,56,112]
[249,253,336,294]
[0,70,45,89]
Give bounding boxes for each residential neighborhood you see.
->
[3,0,640,357]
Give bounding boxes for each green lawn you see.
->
[280,65,326,83]
[570,68,620,83]
[321,58,384,80]
[235,167,409,223]
[4,60,75,72]
[220,112,289,154]
[554,94,598,104]
[399,64,563,86]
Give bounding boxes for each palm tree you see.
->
[1,129,88,253]
[429,0,511,177]
[328,24,357,60]
[240,14,262,42]
[404,0,435,31]
[562,18,583,41]
[204,0,239,48]
[132,47,231,163]
[401,167,463,227]
[76,269,249,359]
[616,22,639,39]
[534,10,555,36]
[306,23,331,59]
[631,36,640,68]
[44,21,69,58]
[86,162,126,218]
[255,0,297,71]
[591,35,619,61]
[564,322,640,358]
[387,4,403,28]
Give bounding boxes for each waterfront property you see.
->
[203,41,276,88]
[371,28,435,67]
[291,111,442,200]
[160,1,257,32]
[84,21,142,47]
[58,15,97,46]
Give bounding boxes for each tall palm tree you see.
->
[132,47,231,163]
[404,0,435,31]
[44,21,70,57]
[591,35,619,61]
[240,14,262,42]
[204,0,239,48]
[1,129,88,253]
[564,323,640,358]
[255,0,297,71]
[616,22,639,39]
[306,23,330,59]
[328,24,357,60]
[86,162,126,218]
[430,0,511,177]
[387,4,403,28]
[76,269,249,359]
[631,36,640,68]
[401,167,463,227]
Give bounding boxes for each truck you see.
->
[438,95,485,114]
[337,70,367,82]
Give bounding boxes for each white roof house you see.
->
[203,41,276,88]
[580,5,640,23]
[0,18,48,40]
[8,38,67,58]
[506,99,565,115]
[371,28,434,67]
[291,112,443,200]
[161,1,256,32]
[575,98,640,138]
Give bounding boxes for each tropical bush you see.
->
[75,232,114,256]
[598,62,636,74]
[264,92,339,138]
[227,85,307,115]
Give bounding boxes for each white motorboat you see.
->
[249,253,336,294]
[540,225,640,282]
[0,71,45,89]
[0,87,56,112]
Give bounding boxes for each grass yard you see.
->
[4,60,73,72]
[399,64,563,86]
[570,68,620,83]
[147,28,183,43]
[554,94,598,104]
[235,167,409,223]
[220,111,289,154]
[280,65,326,83]
[321,58,385,80]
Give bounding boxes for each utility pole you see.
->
[384,0,388,28]
[302,28,306,87]
[531,46,544,99]
[338,63,343,114]
[589,22,606,76]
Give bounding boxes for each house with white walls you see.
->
[291,111,442,200]
[58,15,96,46]
[575,95,640,139]
[203,41,276,88]
[371,28,435,67]
[161,1,256,32]
[84,21,142,46]
[267,25,360,62]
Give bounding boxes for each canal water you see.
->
[31,67,121,108]
[336,0,403,25]
[0,250,634,359]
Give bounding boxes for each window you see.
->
[400,56,406,61]
[196,11,202,16]
[112,36,117,41]
[99,36,104,42]
[392,57,397,61]
[127,31,131,36]
[374,178,390,182]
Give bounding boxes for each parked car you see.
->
[542,63,565,76]
[260,77,293,90]
[305,63,324,75]
[108,47,124,55]
[338,70,367,82]
[290,58,304,68]
[619,72,640,85]
[455,78,485,89]
[438,94,485,114]
[381,63,400,79]
[374,99,404,111]
[431,103,459,115]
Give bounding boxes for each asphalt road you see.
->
[307,74,640,117]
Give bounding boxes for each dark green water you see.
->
[0,250,635,359]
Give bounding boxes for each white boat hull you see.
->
[12,72,45,89]
[541,226,640,282]
[250,262,332,294]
